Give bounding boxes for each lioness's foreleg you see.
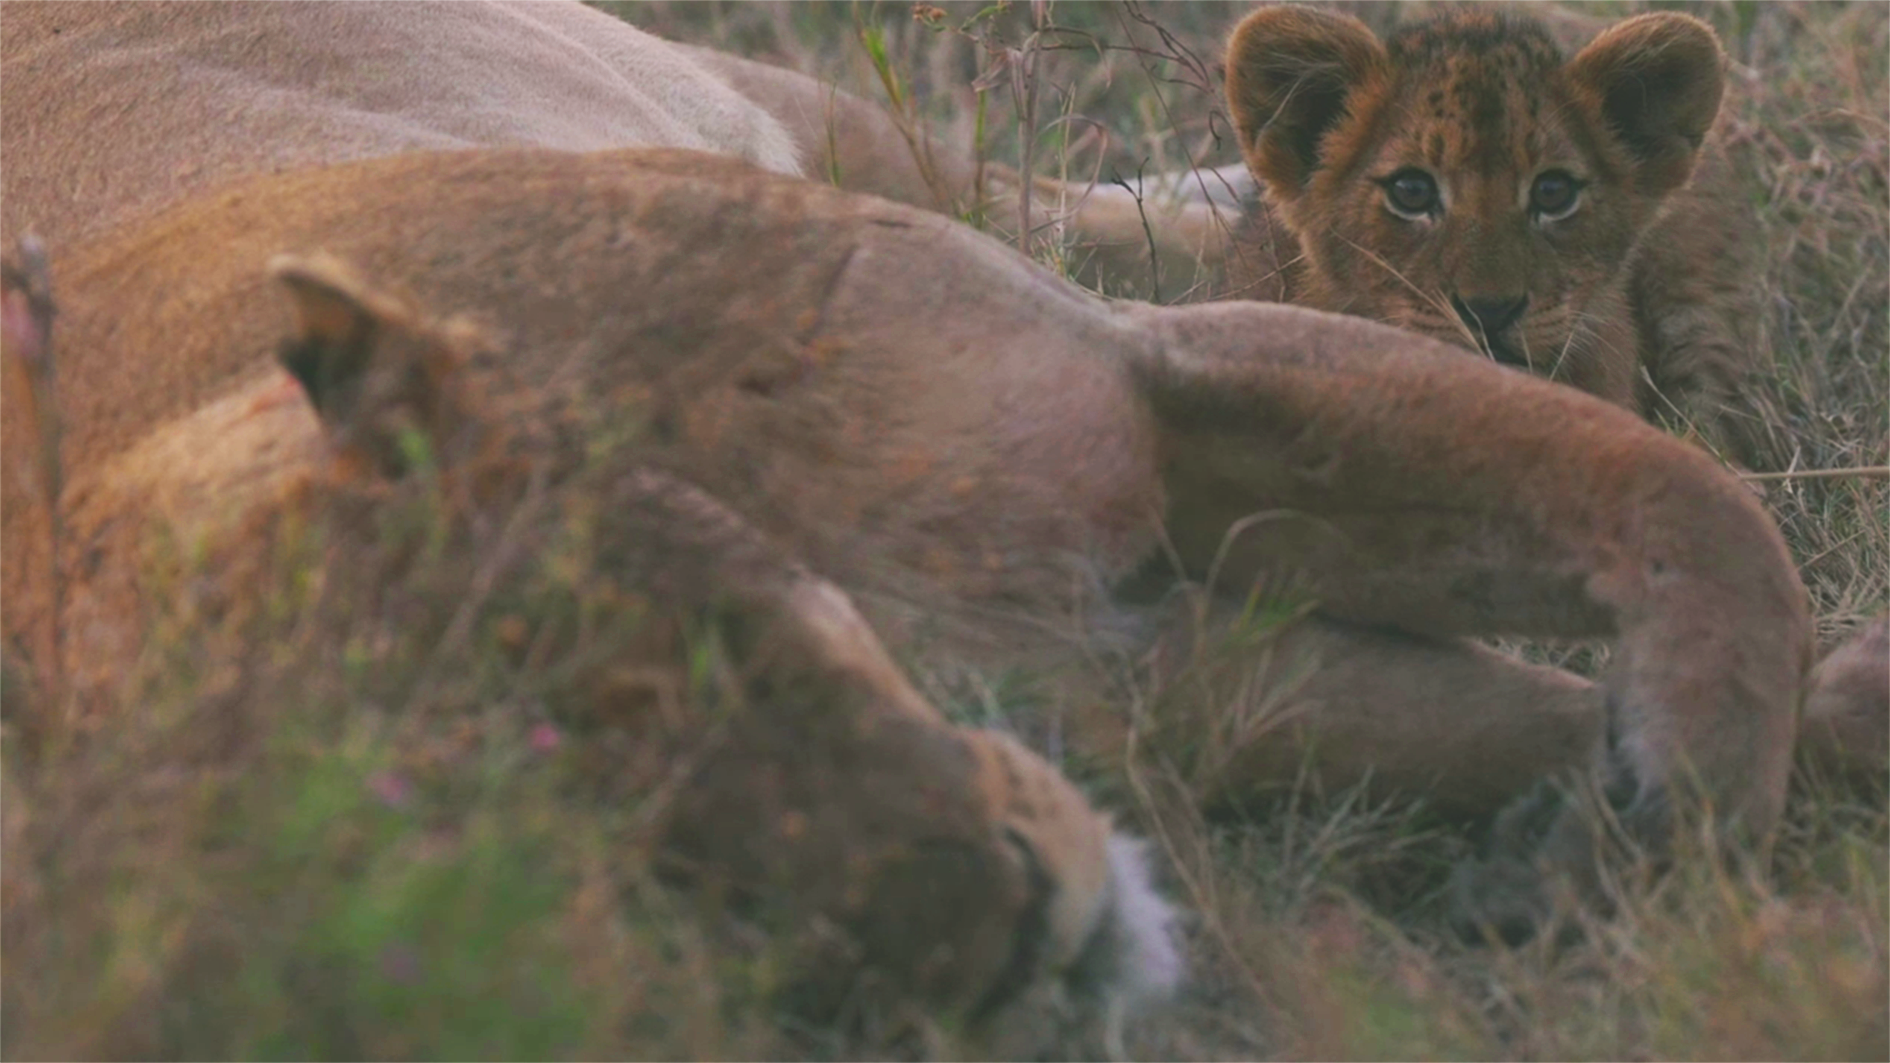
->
[1130,301,1812,934]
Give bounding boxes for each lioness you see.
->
[1222,6,1763,459]
[0,2,1878,1048]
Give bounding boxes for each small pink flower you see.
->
[368,770,412,808]
[378,943,422,986]
[529,723,563,754]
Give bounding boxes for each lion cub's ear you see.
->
[1566,12,1725,198]
[1224,6,1388,199]
[271,254,487,478]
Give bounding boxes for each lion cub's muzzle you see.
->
[1451,292,1532,367]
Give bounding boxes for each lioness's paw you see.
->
[1450,751,1672,946]
[1093,834,1185,1007]
[659,712,1182,1052]
[978,830,1183,1060]
[967,732,1183,1010]
[1447,776,1613,946]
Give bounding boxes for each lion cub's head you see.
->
[1225,6,1725,400]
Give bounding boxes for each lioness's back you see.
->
[0,0,800,248]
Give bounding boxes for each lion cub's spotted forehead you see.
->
[1379,12,1574,178]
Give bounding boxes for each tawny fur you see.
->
[1223,6,1765,461]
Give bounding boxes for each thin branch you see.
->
[1109,160,1163,303]
[1737,465,1890,482]
[2,235,67,711]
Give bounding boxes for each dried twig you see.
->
[1009,5,1048,256]
[2,235,68,707]
[1738,465,1890,482]
[1109,160,1164,303]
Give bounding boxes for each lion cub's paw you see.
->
[1447,776,1614,946]
[1799,615,1890,785]
[1448,779,1563,944]
[1449,855,1555,948]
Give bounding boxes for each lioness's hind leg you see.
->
[1170,615,1604,819]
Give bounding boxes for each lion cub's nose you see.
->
[1451,293,1530,335]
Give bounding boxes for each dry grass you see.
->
[3,2,1883,1060]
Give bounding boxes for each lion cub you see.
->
[1223,6,1762,460]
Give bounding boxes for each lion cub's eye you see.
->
[1383,169,1440,219]
[1530,171,1581,219]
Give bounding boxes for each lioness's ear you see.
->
[1565,12,1725,198]
[272,254,381,422]
[1224,6,1388,199]
[272,253,480,477]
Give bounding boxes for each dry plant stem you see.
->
[858,22,952,214]
[1,237,67,710]
[1125,176,1163,304]
[1011,5,1047,256]
[1737,466,1890,482]
[1112,4,1243,219]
